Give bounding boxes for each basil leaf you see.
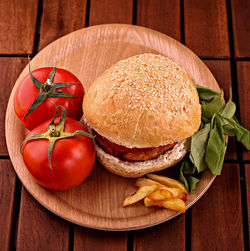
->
[200,121,205,129]
[179,163,189,192]
[232,115,239,124]
[218,89,236,122]
[201,96,223,122]
[179,160,200,192]
[190,123,210,173]
[223,124,236,136]
[222,115,239,136]
[218,115,250,150]
[219,100,236,119]
[196,84,220,100]
[186,177,200,192]
[205,116,226,175]
[182,159,196,174]
[177,85,250,191]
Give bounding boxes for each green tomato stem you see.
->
[22,64,78,120]
[21,103,94,170]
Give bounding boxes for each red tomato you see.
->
[14,67,84,130]
[22,117,95,191]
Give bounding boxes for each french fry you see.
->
[135,178,187,200]
[122,184,159,207]
[160,186,186,200]
[135,178,161,187]
[148,189,172,201]
[147,174,189,194]
[144,197,186,213]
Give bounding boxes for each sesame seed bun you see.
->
[83,53,201,148]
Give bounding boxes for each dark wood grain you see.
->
[89,0,133,25]
[0,0,38,54]
[245,164,250,244]
[39,0,87,50]
[191,163,244,250]
[133,215,185,251]
[231,0,250,58]
[0,58,28,156]
[74,227,127,251]
[0,160,16,251]
[236,61,250,160]
[184,0,230,57]
[203,60,236,160]
[17,188,69,251]
[137,0,181,41]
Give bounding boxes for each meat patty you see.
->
[94,131,176,161]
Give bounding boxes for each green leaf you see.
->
[22,92,48,120]
[223,124,236,136]
[196,84,220,100]
[218,115,250,150]
[24,66,78,119]
[48,91,77,99]
[201,96,223,121]
[49,102,59,127]
[48,138,56,169]
[179,162,190,191]
[190,123,210,172]
[28,63,43,90]
[218,101,236,119]
[205,116,226,175]
[62,130,95,139]
[21,103,95,171]
[54,82,79,88]
[20,132,47,153]
[218,89,236,121]
[179,160,200,192]
[182,159,196,174]
[222,115,239,136]
[178,85,250,191]
[186,177,200,192]
[56,105,67,131]
[47,67,56,83]
[232,115,239,124]
[200,121,205,129]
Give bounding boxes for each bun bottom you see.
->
[95,138,190,178]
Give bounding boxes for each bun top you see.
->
[83,53,201,148]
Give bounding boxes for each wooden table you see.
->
[0,0,249,250]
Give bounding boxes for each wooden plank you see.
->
[184,0,230,57]
[191,163,244,250]
[203,60,236,160]
[137,0,181,41]
[74,226,127,251]
[0,160,16,251]
[89,0,133,25]
[39,0,87,50]
[245,164,250,244]
[236,61,250,160]
[0,58,28,156]
[0,0,38,54]
[231,0,250,58]
[133,215,185,251]
[17,188,69,250]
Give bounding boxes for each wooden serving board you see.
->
[5,24,219,231]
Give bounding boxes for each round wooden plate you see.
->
[6,24,219,231]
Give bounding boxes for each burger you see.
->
[82,53,201,177]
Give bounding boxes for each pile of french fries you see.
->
[123,174,189,213]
